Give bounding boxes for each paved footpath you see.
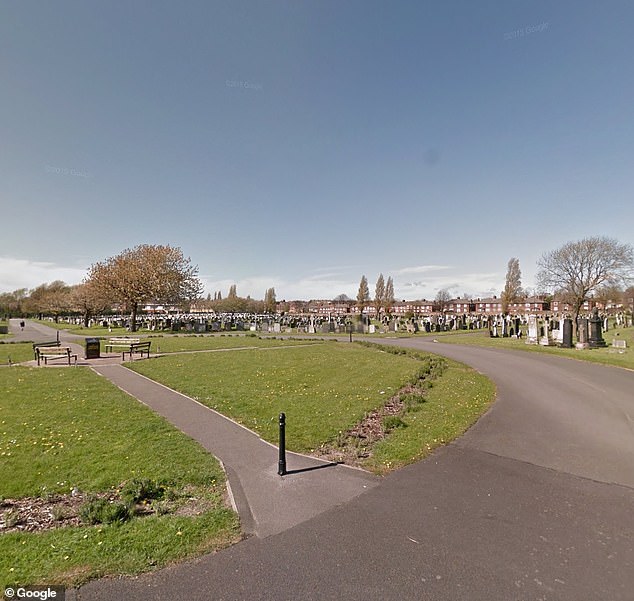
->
[90,363,377,538]
[7,321,633,600]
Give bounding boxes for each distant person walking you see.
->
[20,320,25,331]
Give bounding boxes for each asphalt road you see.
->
[75,336,634,601]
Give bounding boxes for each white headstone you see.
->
[526,315,538,345]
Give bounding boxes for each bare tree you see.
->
[501,257,523,313]
[620,285,634,317]
[435,288,452,313]
[87,245,203,332]
[536,236,634,329]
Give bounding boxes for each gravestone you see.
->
[526,315,538,345]
[576,318,589,350]
[321,323,330,334]
[273,323,281,333]
[612,339,627,349]
[369,324,375,334]
[539,318,552,346]
[561,318,573,348]
[554,318,564,344]
[588,308,607,348]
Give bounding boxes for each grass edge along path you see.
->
[0,367,241,589]
[130,341,496,476]
[436,326,634,371]
[325,343,496,474]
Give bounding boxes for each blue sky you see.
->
[1,1,633,301]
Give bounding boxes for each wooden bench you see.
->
[33,340,61,360]
[104,337,140,354]
[36,346,77,366]
[105,337,150,360]
[122,341,151,360]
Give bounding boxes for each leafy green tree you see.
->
[374,273,385,317]
[25,280,72,321]
[501,257,523,313]
[0,288,28,318]
[384,276,395,314]
[264,287,277,313]
[71,281,111,327]
[356,275,370,314]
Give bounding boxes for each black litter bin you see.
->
[85,337,101,359]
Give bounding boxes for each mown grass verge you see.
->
[107,334,317,354]
[0,342,35,365]
[437,326,634,370]
[129,342,495,473]
[0,368,240,588]
[365,357,495,473]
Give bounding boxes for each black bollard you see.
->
[278,412,287,476]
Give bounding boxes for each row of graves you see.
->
[523,308,628,351]
[91,313,490,335]
[86,311,628,351]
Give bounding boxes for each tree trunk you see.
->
[130,302,138,332]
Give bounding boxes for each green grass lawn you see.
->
[130,342,419,452]
[0,367,240,588]
[129,342,495,470]
[105,334,317,354]
[0,342,35,365]
[436,326,634,370]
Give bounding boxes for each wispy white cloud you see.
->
[0,256,508,302]
[394,270,503,300]
[0,257,86,293]
[393,265,451,276]
[200,272,358,301]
